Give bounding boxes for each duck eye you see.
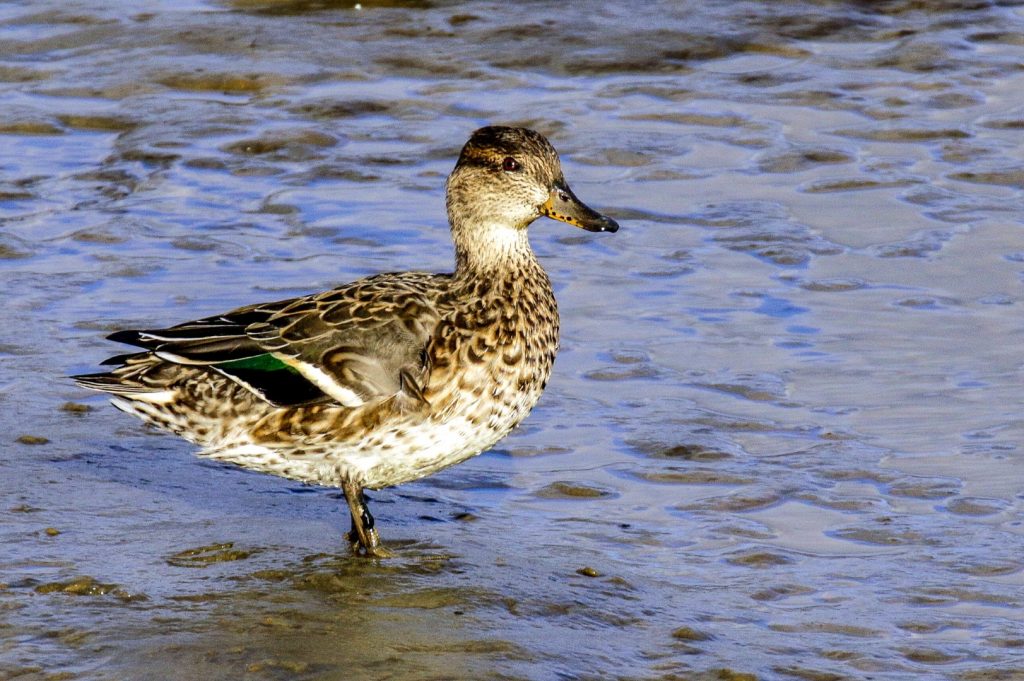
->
[501,157,520,172]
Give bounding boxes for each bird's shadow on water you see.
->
[75,531,504,681]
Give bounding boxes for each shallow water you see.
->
[3,1,1024,679]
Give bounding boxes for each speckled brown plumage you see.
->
[74,126,618,556]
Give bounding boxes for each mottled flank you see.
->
[73,126,618,556]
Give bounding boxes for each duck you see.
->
[73,126,619,557]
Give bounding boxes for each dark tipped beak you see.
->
[541,181,619,233]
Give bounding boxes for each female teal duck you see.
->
[74,126,619,557]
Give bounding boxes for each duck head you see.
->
[446,126,619,239]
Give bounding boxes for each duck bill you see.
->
[541,181,619,233]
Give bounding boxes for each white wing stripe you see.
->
[282,357,366,407]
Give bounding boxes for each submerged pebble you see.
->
[167,543,258,568]
[671,625,713,642]
[534,481,615,499]
[34,576,143,602]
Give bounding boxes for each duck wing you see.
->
[106,273,446,407]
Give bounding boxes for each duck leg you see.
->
[342,480,393,558]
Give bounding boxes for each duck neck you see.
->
[450,219,541,282]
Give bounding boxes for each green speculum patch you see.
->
[218,353,299,374]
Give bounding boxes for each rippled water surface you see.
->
[3,1,1024,679]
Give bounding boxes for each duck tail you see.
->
[71,372,157,396]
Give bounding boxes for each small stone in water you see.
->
[672,625,712,641]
